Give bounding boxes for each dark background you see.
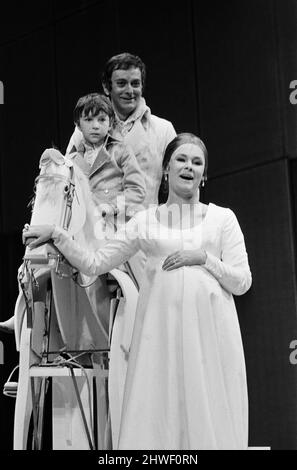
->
[1,0,297,450]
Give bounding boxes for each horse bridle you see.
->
[34,167,76,231]
[31,167,99,288]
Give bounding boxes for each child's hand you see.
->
[100,203,118,218]
[22,224,55,249]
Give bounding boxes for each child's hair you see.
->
[73,93,114,125]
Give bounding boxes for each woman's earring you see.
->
[164,173,168,182]
[201,177,205,188]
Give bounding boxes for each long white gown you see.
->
[52,203,252,450]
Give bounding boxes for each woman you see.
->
[23,133,252,450]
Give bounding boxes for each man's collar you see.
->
[113,97,151,126]
[105,133,122,147]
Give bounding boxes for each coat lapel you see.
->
[89,146,111,177]
[69,151,91,176]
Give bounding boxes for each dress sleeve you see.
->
[52,216,141,276]
[204,209,252,295]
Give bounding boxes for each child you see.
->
[69,93,146,227]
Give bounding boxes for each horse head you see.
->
[25,148,105,264]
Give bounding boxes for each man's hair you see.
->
[101,52,146,92]
[73,93,114,124]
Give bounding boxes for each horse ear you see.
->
[40,148,65,167]
[39,149,51,167]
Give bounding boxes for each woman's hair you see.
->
[101,52,146,92]
[158,133,208,203]
[73,93,114,124]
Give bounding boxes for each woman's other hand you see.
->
[162,249,207,271]
[22,224,55,249]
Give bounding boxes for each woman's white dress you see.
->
[53,203,252,450]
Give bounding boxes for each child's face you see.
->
[78,110,110,145]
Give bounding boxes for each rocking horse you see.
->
[10,148,138,449]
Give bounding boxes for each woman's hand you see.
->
[22,224,55,249]
[162,249,207,271]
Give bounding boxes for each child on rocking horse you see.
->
[68,92,146,234]
[69,93,146,291]
[0,94,145,334]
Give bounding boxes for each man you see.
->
[67,53,176,288]
[67,52,176,208]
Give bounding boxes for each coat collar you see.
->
[68,149,90,175]
[113,97,151,130]
[68,133,121,176]
[89,145,111,176]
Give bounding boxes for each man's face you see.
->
[109,67,143,120]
